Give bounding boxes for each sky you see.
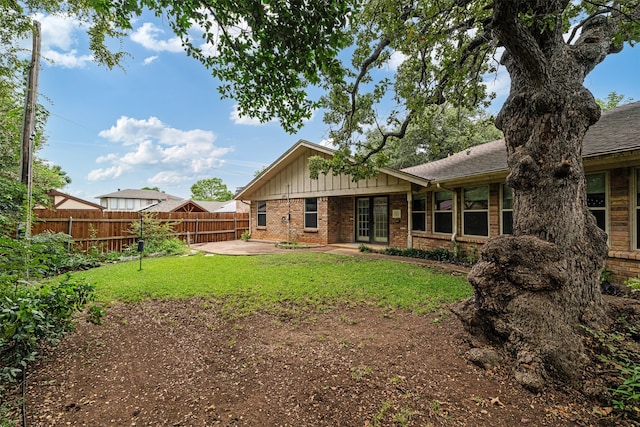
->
[23,11,640,203]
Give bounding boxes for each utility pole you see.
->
[20,20,41,238]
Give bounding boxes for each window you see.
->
[411,194,426,231]
[433,191,453,234]
[304,198,318,228]
[463,186,489,237]
[586,173,606,232]
[257,201,267,227]
[502,184,513,235]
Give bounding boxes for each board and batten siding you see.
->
[250,148,412,200]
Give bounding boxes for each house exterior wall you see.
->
[101,197,160,211]
[250,197,329,244]
[410,167,640,284]
[389,194,409,248]
[328,197,354,244]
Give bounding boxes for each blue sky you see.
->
[26,12,640,203]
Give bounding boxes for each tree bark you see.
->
[458,4,617,390]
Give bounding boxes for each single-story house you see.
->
[235,101,640,283]
[96,189,183,211]
[35,190,105,211]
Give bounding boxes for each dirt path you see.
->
[18,300,606,426]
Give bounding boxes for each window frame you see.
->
[462,185,489,237]
[586,172,608,235]
[256,201,267,228]
[304,197,318,229]
[501,184,513,235]
[432,190,453,235]
[411,193,427,232]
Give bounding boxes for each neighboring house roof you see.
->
[194,201,227,212]
[213,201,239,213]
[96,188,183,201]
[35,190,105,210]
[235,139,432,200]
[403,101,640,183]
[139,199,210,213]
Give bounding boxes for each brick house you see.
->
[235,101,640,283]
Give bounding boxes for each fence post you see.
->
[67,216,73,250]
[195,218,199,244]
[234,215,237,239]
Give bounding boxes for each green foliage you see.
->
[0,233,100,284]
[240,230,251,242]
[597,92,634,111]
[361,245,455,263]
[624,278,640,293]
[86,304,106,325]
[585,324,640,418]
[379,104,502,169]
[0,275,94,386]
[190,177,233,201]
[127,214,185,255]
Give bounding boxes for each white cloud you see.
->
[148,171,192,186]
[131,22,184,53]
[32,13,94,68]
[43,49,94,68]
[483,48,510,100]
[230,104,273,126]
[386,50,407,71]
[143,55,159,65]
[88,116,233,184]
[88,165,125,181]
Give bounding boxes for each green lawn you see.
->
[70,252,472,315]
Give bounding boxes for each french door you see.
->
[355,197,388,243]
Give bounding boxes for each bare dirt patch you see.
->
[16,300,611,426]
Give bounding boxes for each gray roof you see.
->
[402,101,640,182]
[97,188,183,201]
[138,199,230,213]
[193,201,227,212]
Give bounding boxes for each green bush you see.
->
[0,275,95,387]
[127,214,184,255]
[376,246,455,262]
[157,237,188,255]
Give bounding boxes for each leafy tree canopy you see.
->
[379,104,503,169]
[596,91,634,111]
[190,177,233,202]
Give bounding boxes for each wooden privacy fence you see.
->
[32,209,250,252]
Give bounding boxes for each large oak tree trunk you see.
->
[458,6,615,390]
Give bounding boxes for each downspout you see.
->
[407,191,413,248]
[287,183,291,243]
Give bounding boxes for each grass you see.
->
[68,252,472,315]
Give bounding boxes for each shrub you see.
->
[377,246,455,262]
[0,275,95,388]
[127,214,182,255]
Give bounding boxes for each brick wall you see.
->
[328,197,354,244]
[250,197,329,244]
[389,194,408,247]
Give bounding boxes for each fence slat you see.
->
[32,209,250,252]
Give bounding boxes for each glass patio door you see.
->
[356,198,370,242]
[356,197,388,243]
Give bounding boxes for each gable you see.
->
[237,140,430,201]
